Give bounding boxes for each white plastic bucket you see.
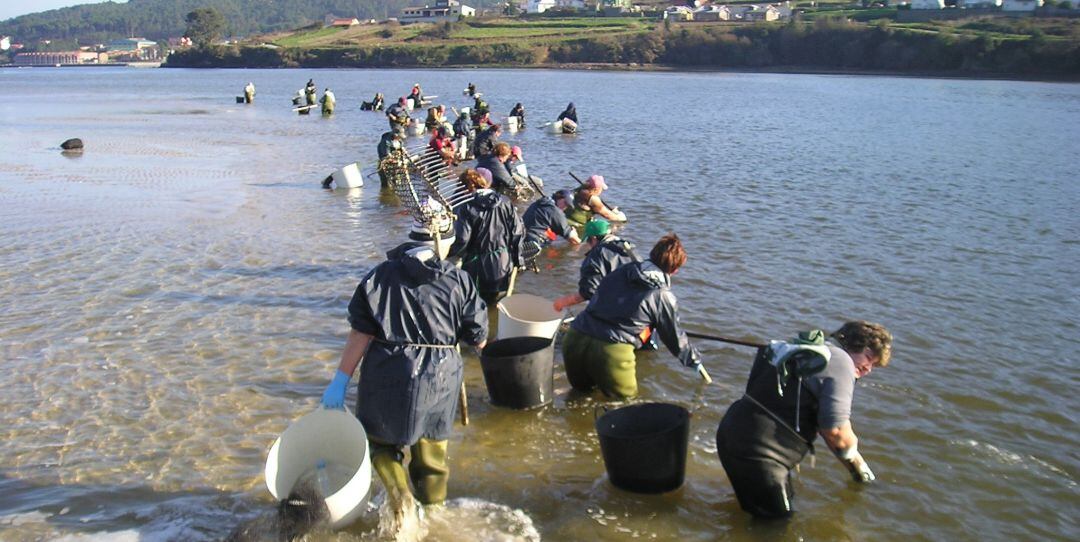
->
[497,294,564,340]
[548,120,563,134]
[411,119,424,136]
[332,163,363,189]
[265,409,372,530]
[406,98,415,110]
[507,116,521,131]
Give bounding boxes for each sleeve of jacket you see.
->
[448,210,472,260]
[346,268,382,336]
[550,206,573,240]
[455,270,489,346]
[654,290,700,368]
[508,203,526,268]
[577,253,605,300]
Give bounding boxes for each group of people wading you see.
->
[294,79,895,526]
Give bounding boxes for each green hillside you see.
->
[0,0,419,45]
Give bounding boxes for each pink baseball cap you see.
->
[511,146,523,159]
[586,175,607,190]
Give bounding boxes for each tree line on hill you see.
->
[166,18,1080,77]
[0,0,415,46]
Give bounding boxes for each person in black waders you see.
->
[552,218,637,313]
[448,168,525,305]
[522,189,581,265]
[561,234,701,399]
[320,200,488,524]
[715,321,893,519]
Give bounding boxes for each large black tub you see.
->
[595,402,690,493]
[479,336,554,409]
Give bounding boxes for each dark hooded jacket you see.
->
[476,155,516,194]
[386,102,409,126]
[348,242,488,446]
[473,127,499,159]
[453,114,472,138]
[571,260,699,367]
[509,103,525,123]
[523,196,573,246]
[448,190,525,300]
[578,234,640,301]
[557,103,577,123]
[377,131,401,160]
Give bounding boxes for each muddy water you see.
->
[0,68,1077,541]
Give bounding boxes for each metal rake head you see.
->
[381,144,471,228]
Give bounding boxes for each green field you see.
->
[266,17,653,49]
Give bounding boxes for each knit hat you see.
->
[475,167,493,185]
[553,189,572,202]
[583,218,610,240]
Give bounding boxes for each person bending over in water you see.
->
[561,234,701,399]
[715,321,892,519]
[320,201,487,527]
[565,175,626,227]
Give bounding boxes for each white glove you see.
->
[837,445,876,483]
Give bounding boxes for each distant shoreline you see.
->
[150,61,1080,84]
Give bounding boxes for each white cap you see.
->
[408,198,454,243]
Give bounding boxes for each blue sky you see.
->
[1,1,126,22]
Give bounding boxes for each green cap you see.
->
[583,218,610,240]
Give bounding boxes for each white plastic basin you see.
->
[332,163,363,189]
[265,409,372,530]
[497,294,564,340]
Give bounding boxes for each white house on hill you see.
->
[911,0,945,8]
[401,0,475,23]
[1002,0,1042,10]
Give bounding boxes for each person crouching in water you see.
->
[561,234,701,399]
[715,321,892,519]
[320,201,488,524]
[566,175,626,229]
[522,189,581,263]
[552,218,638,312]
[428,126,456,167]
[448,168,525,305]
[509,103,526,128]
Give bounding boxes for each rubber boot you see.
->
[409,439,449,505]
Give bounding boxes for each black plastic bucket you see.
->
[595,403,690,493]
[479,337,554,409]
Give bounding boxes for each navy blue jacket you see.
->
[523,196,574,246]
[578,235,640,300]
[349,242,488,446]
[448,190,525,297]
[571,260,699,367]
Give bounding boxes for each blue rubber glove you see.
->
[321,370,351,409]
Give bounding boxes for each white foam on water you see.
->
[955,439,1077,488]
[423,498,541,542]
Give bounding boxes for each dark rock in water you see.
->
[60,138,83,150]
[226,481,329,542]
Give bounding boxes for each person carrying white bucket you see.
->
[320,199,488,522]
[556,102,577,134]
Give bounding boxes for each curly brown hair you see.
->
[459,168,488,192]
[831,321,893,367]
[649,234,687,274]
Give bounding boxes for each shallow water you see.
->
[1,67,1078,541]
